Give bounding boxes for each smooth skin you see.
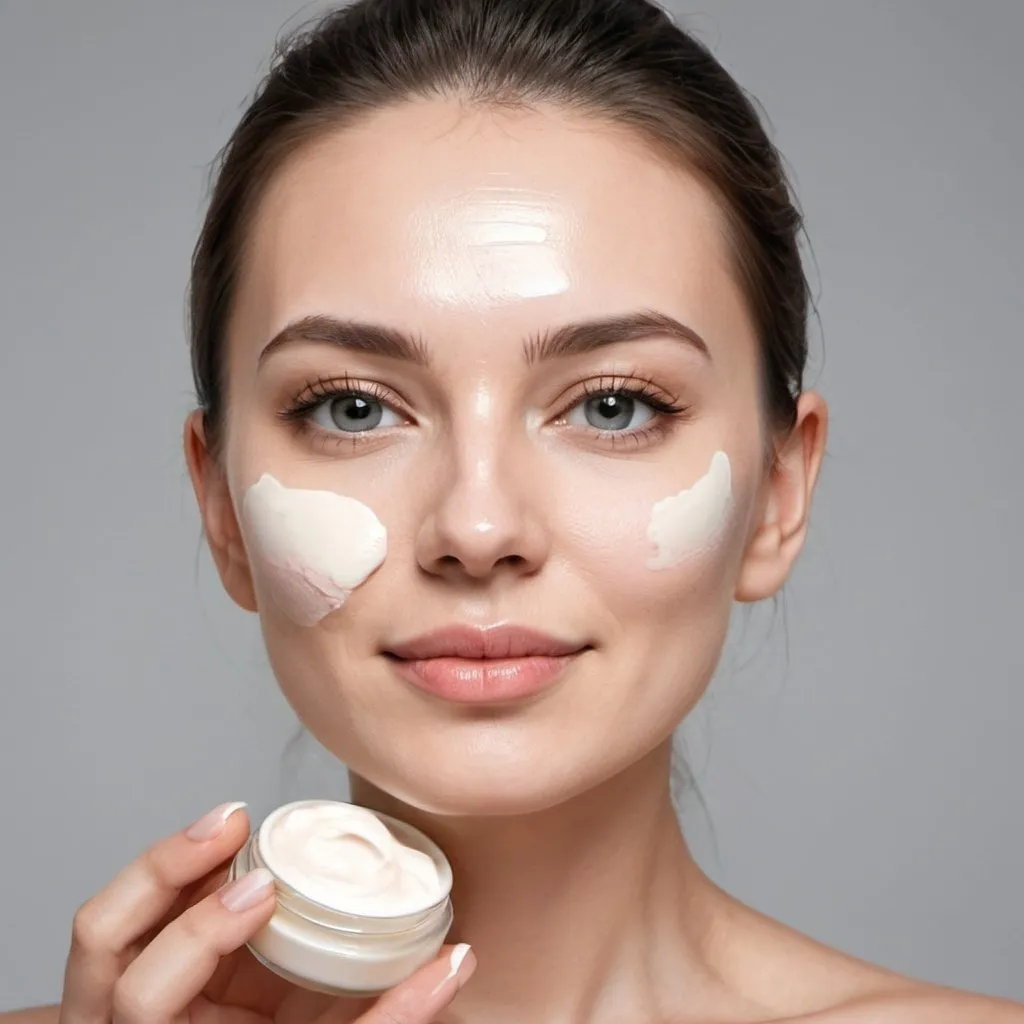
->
[3,802,475,1024]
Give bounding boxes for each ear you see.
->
[734,391,828,603]
[183,410,258,613]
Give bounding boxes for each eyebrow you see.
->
[258,314,432,368]
[523,309,710,365]
[257,309,711,369]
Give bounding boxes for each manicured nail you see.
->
[429,943,475,996]
[220,868,275,912]
[185,801,248,841]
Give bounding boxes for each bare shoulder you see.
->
[0,1007,61,1023]
[705,885,1023,1023]
[806,985,1024,1022]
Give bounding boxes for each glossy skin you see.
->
[9,99,1021,1022]
[206,99,799,822]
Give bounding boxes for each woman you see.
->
[8,0,1022,1021]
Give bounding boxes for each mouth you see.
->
[382,624,591,704]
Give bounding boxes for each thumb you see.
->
[316,943,476,1024]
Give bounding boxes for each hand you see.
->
[56,802,477,1024]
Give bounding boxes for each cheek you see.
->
[556,450,738,615]
[239,474,387,627]
[646,450,733,570]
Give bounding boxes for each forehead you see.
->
[236,98,750,355]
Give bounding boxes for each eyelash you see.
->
[563,374,690,450]
[278,373,691,452]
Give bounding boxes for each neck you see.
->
[348,741,746,1024]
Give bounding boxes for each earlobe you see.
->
[734,392,828,603]
[182,410,259,613]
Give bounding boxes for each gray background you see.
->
[1,0,1021,1011]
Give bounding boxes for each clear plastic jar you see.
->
[228,799,454,996]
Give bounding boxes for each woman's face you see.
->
[199,99,794,815]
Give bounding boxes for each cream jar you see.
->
[228,799,454,996]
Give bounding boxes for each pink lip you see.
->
[384,625,589,704]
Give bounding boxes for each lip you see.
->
[383,625,589,704]
[385,625,586,661]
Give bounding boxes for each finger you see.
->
[143,862,232,946]
[110,867,277,1023]
[318,943,477,1024]
[60,801,250,1024]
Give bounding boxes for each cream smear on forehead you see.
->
[241,474,387,626]
[412,186,571,305]
[646,450,733,570]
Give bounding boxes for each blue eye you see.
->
[566,392,656,432]
[309,394,402,433]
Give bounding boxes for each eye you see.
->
[565,392,656,432]
[309,393,402,433]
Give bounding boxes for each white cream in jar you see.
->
[229,799,454,995]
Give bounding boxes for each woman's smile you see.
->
[381,624,592,704]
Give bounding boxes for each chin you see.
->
[345,746,606,818]
[280,657,660,818]
[348,724,643,819]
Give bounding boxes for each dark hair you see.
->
[188,0,810,462]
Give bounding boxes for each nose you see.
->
[415,431,550,583]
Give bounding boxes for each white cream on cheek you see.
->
[646,450,733,570]
[241,474,387,626]
[412,186,571,305]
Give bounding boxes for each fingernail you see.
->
[220,868,275,912]
[429,943,475,996]
[185,801,248,841]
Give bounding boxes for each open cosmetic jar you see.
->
[228,799,454,996]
